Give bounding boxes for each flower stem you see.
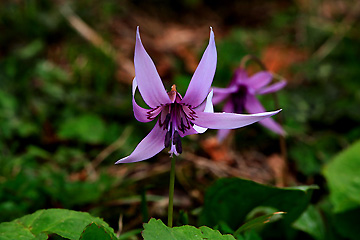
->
[240,54,267,70]
[168,156,176,227]
[273,92,288,186]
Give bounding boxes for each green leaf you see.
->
[236,230,262,240]
[292,205,325,240]
[323,140,360,213]
[199,178,317,230]
[333,207,360,240]
[142,218,236,240]
[118,229,142,240]
[15,39,44,59]
[0,209,115,240]
[79,223,117,240]
[0,222,36,240]
[234,212,285,235]
[58,114,106,144]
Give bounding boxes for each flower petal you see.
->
[211,86,237,105]
[245,94,285,135]
[192,110,281,130]
[132,78,152,122]
[115,121,166,164]
[234,68,249,85]
[246,71,273,90]
[181,27,217,107]
[217,100,235,142]
[134,27,171,108]
[217,129,231,142]
[178,126,198,138]
[193,90,214,133]
[257,80,287,95]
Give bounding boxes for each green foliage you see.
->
[0,209,115,240]
[142,218,236,240]
[292,205,325,240]
[200,178,317,231]
[79,223,117,240]
[237,231,262,240]
[234,211,285,235]
[322,140,360,240]
[58,114,106,144]
[323,140,360,213]
[332,207,360,240]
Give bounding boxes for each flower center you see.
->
[150,84,197,156]
[231,85,248,113]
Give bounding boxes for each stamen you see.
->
[164,131,172,148]
[164,121,173,148]
[173,131,182,154]
[161,86,196,155]
[180,118,186,132]
[164,113,171,128]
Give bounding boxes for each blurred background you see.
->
[1,0,360,239]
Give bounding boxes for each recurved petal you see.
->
[246,71,273,90]
[181,27,217,107]
[132,78,152,122]
[211,86,237,105]
[115,121,166,164]
[245,94,285,135]
[134,27,171,108]
[178,126,198,138]
[257,80,287,95]
[234,68,249,85]
[216,100,235,141]
[192,110,281,130]
[217,129,231,142]
[193,90,214,133]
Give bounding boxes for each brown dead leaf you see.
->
[200,136,234,164]
[266,153,286,187]
[261,44,308,79]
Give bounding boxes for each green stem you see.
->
[168,156,176,227]
[272,92,288,186]
[240,54,267,70]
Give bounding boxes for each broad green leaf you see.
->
[199,178,317,230]
[292,205,325,240]
[118,229,142,240]
[234,212,285,235]
[0,222,37,240]
[323,140,360,213]
[79,223,117,240]
[58,114,105,144]
[142,218,235,240]
[289,142,321,175]
[236,230,262,240]
[0,209,115,240]
[333,207,360,240]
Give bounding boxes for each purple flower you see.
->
[212,68,287,141]
[115,27,281,164]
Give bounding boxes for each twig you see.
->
[60,4,116,59]
[59,3,134,80]
[86,126,133,179]
[311,1,360,62]
[117,214,123,238]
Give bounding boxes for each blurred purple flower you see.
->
[212,68,286,141]
[115,27,281,164]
